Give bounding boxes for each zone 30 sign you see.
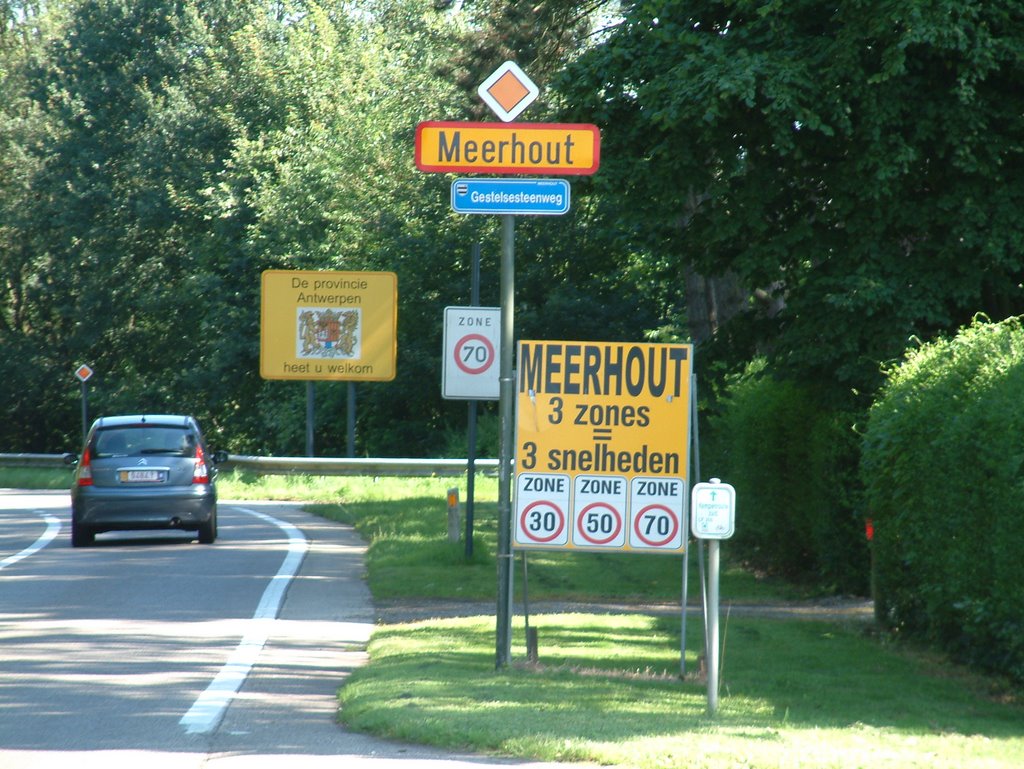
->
[513,340,693,554]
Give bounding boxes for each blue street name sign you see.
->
[451,178,570,216]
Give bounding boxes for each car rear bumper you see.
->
[71,485,217,532]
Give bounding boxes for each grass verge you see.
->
[341,613,1023,769]
[0,467,75,489]
[305,474,1023,769]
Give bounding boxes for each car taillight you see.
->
[193,444,210,484]
[77,448,94,486]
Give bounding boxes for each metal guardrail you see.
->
[219,455,500,477]
[0,453,70,469]
[0,453,499,477]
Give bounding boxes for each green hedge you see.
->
[862,316,1024,683]
[707,361,868,594]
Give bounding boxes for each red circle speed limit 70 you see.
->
[575,502,623,546]
[632,504,680,548]
[519,500,566,543]
[454,333,495,375]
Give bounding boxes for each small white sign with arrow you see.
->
[690,479,736,540]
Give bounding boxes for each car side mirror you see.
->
[63,453,79,466]
[211,450,229,465]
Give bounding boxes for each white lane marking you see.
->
[179,507,308,735]
[0,513,61,571]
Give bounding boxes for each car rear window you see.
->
[93,426,196,458]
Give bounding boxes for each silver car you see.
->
[68,414,226,547]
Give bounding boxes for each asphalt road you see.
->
[0,491,567,769]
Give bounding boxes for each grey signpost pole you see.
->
[420,61,592,669]
[692,478,736,715]
[708,536,721,713]
[496,213,515,669]
[74,364,94,446]
[681,374,700,677]
[80,380,89,446]
[347,382,356,457]
[466,244,482,558]
[306,382,315,457]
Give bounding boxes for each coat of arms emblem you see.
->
[297,307,361,358]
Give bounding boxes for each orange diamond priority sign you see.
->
[478,61,539,122]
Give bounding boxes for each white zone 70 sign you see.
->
[442,306,500,400]
[513,340,693,554]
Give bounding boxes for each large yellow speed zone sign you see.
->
[514,340,693,553]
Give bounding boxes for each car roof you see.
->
[92,415,196,429]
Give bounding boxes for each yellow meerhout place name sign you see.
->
[415,121,600,175]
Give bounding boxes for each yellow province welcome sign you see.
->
[260,270,397,382]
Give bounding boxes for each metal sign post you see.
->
[306,382,315,457]
[467,243,482,558]
[681,374,701,677]
[691,478,737,715]
[74,364,94,446]
[496,214,516,669]
[418,61,599,670]
[707,537,721,713]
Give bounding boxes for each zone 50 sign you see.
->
[513,340,693,554]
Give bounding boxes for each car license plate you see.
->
[121,470,162,483]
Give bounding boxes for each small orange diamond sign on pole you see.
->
[74,364,93,444]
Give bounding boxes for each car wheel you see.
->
[71,520,94,548]
[197,511,217,544]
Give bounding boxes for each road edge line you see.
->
[179,506,308,735]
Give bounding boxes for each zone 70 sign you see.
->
[442,306,500,400]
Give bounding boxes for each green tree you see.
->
[237,1,669,455]
[0,1,72,449]
[227,1,467,455]
[556,0,1024,400]
[1,0,273,449]
[439,0,600,118]
[1,0,677,456]
[863,316,1024,681]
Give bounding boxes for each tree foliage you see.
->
[439,0,598,118]
[0,0,657,454]
[556,0,1024,400]
[1,0,274,448]
[862,316,1024,682]
[4,0,1024,485]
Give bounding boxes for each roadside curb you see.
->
[374,597,875,625]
